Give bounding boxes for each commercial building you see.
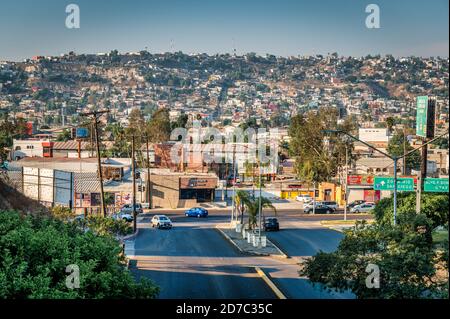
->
[145,170,218,209]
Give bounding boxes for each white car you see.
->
[350,203,376,213]
[112,212,134,222]
[296,194,312,203]
[120,203,143,214]
[151,215,173,229]
[303,201,324,211]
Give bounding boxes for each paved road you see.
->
[267,226,344,257]
[129,218,277,299]
[127,210,360,299]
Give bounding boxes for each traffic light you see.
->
[135,172,141,179]
[138,185,145,192]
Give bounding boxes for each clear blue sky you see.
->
[0,0,448,61]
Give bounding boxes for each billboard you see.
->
[363,190,381,202]
[22,167,73,207]
[416,96,435,138]
[347,175,374,185]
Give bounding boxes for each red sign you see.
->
[347,175,374,185]
[364,190,381,202]
[26,122,33,136]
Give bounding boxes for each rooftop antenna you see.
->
[170,38,175,52]
[232,37,236,56]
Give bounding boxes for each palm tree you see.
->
[234,190,276,230]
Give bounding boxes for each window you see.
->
[15,146,21,151]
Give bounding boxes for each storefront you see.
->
[179,177,217,202]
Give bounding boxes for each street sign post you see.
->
[374,177,414,191]
[416,96,428,138]
[424,178,449,193]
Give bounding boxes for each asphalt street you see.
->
[127,209,364,299]
[129,216,277,299]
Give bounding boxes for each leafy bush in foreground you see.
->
[0,210,158,299]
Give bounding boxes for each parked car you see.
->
[303,201,322,211]
[112,212,134,222]
[304,203,335,214]
[350,202,376,213]
[151,215,173,229]
[347,200,366,210]
[263,217,280,231]
[321,201,339,210]
[296,194,313,203]
[185,207,208,218]
[120,203,143,214]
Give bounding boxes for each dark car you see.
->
[304,204,335,214]
[263,217,280,231]
[185,207,208,218]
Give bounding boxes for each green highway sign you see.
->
[374,177,415,191]
[416,96,428,138]
[424,178,449,193]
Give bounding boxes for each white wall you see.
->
[358,128,389,143]
[13,139,45,159]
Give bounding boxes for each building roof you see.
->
[53,141,91,150]
[356,157,403,169]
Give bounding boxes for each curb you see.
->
[254,267,287,299]
[215,226,287,258]
[266,238,290,259]
[214,226,245,254]
[122,228,139,241]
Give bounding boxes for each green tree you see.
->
[126,108,145,137]
[387,131,421,171]
[146,108,171,143]
[300,214,448,299]
[385,117,395,133]
[289,108,357,184]
[171,114,188,130]
[0,211,159,298]
[57,129,71,142]
[234,190,276,230]
[373,192,448,229]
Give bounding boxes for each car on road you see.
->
[185,207,208,218]
[151,215,173,229]
[350,202,376,213]
[304,203,335,214]
[296,194,312,203]
[347,200,366,210]
[112,212,134,222]
[303,201,323,211]
[120,203,143,214]
[321,201,339,210]
[263,217,280,231]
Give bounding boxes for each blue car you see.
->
[185,207,208,218]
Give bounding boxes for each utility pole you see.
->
[132,135,137,232]
[312,181,316,215]
[343,144,349,221]
[231,143,236,224]
[145,135,152,209]
[393,157,398,225]
[81,110,109,218]
[258,158,262,247]
[416,137,428,214]
[403,127,407,175]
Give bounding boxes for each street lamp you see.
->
[322,129,449,225]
